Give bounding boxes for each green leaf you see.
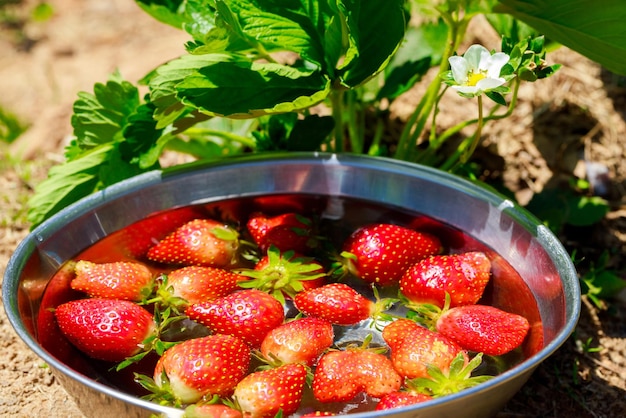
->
[376,57,431,102]
[495,0,626,75]
[135,0,189,29]
[565,195,609,227]
[339,0,407,87]
[70,73,141,150]
[27,144,115,227]
[177,60,331,118]
[287,114,334,151]
[214,0,327,67]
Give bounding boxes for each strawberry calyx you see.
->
[116,307,185,371]
[235,246,327,304]
[369,285,400,330]
[407,352,493,397]
[403,292,451,331]
[144,274,190,313]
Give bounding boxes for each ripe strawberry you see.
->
[154,265,248,309]
[186,289,285,348]
[70,260,154,301]
[147,219,240,267]
[233,363,307,418]
[260,317,334,366]
[436,304,530,356]
[312,347,402,403]
[120,206,202,258]
[294,282,395,326]
[400,251,491,308]
[247,212,317,254]
[341,223,442,286]
[151,334,251,405]
[237,246,327,304]
[55,298,156,362]
[382,319,467,379]
[183,403,243,418]
[375,391,433,410]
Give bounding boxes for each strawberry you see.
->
[54,298,156,362]
[186,289,285,348]
[183,403,243,418]
[400,251,491,308]
[375,391,433,410]
[435,304,530,356]
[120,206,202,258]
[147,218,240,267]
[341,223,442,286]
[236,246,327,304]
[260,317,334,366]
[151,334,251,405]
[293,282,394,326]
[382,319,467,379]
[312,344,402,403]
[233,363,308,418]
[70,260,154,301]
[247,212,317,254]
[153,265,248,309]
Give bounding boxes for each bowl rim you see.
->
[2,151,581,416]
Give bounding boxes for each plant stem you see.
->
[346,90,363,154]
[330,89,345,153]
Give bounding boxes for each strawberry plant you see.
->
[27,0,566,228]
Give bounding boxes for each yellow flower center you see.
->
[466,70,486,86]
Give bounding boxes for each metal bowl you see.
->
[3,152,580,418]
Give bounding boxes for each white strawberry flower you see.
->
[448,44,510,96]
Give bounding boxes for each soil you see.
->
[1,1,625,417]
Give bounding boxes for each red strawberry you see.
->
[186,289,285,348]
[382,319,467,379]
[233,363,307,418]
[375,391,433,410]
[55,298,156,362]
[436,304,530,356]
[156,265,248,308]
[400,251,491,308]
[151,334,251,405]
[342,223,442,286]
[237,246,327,303]
[312,347,402,403]
[70,260,154,301]
[260,317,334,366]
[294,282,394,326]
[147,219,240,267]
[247,212,317,254]
[120,206,202,258]
[183,403,243,418]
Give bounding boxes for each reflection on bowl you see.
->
[3,153,580,418]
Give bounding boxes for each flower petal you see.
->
[463,44,489,70]
[451,85,480,95]
[449,56,469,84]
[485,53,510,78]
[476,77,506,91]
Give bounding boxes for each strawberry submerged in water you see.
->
[341,223,442,286]
[70,260,154,302]
[186,289,285,348]
[436,304,530,356]
[312,339,402,403]
[247,212,318,254]
[400,251,492,308]
[55,298,156,363]
[147,219,241,267]
[233,363,308,418]
[144,334,251,405]
[293,282,395,326]
[260,317,334,366]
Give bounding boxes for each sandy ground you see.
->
[1,1,625,417]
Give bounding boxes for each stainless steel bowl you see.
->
[3,152,580,418]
